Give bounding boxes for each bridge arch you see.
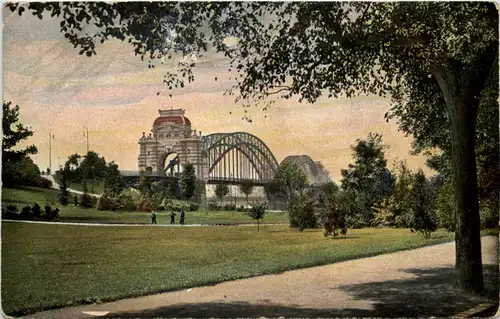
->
[281,155,326,185]
[204,132,279,183]
[158,152,181,177]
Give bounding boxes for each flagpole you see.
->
[86,126,89,154]
[49,130,52,174]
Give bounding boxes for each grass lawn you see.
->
[1,187,288,225]
[67,180,105,195]
[1,222,455,316]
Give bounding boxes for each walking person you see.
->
[180,209,185,225]
[170,210,176,225]
[151,211,157,224]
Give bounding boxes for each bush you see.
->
[80,193,97,208]
[96,194,118,210]
[189,203,199,211]
[32,203,42,219]
[2,204,19,219]
[288,198,318,231]
[344,214,365,229]
[37,177,53,189]
[208,202,219,211]
[20,205,33,219]
[43,205,59,221]
[224,204,236,211]
[118,193,136,211]
[137,198,154,212]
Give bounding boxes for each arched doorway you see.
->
[159,152,182,177]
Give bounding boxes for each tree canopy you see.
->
[8,1,498,294]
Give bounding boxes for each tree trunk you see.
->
[433,55,495,294]
[257,219,260,232]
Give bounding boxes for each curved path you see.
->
[20,236,499,318]
[43,174,102,198]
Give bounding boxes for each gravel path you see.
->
[22,236,498,318]
[43,174,102,197]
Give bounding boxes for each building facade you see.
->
[138,109,208,179]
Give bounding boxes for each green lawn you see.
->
[1,222,455,316]
[1,187,288,225]
[67,180,105,195]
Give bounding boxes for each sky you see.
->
[2,7,431,181]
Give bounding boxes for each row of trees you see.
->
[272,132,497,238]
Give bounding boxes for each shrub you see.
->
[189,203,199,211]
[43,205,59,221]
[344,214,365,229]
[80,193,97,208]
[96,194,118,210]
[37,177,53,189]
[2,204,19,219]
[20,205,33,219]
[137,198,154,212]
[288,198,318,231]
[32,203,42,219]
[118,193,136,211]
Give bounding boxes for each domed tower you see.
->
[138,108,208,179]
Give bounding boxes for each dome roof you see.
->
[153,115,191,127]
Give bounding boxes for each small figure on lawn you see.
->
[170,210,176,224]
[151,211,157,224]
[180,209,185,225]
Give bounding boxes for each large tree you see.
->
[9,2,497,293]
[341,133,394,225]
[2,101,37,162]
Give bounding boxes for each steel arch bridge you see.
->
[281,155,329,186]
[203,132,280,185]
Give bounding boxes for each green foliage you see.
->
[340,133,394,226]
[318,182,347,237]
[214,184,229,204]
[436,177,455,232]
[248,202,266,232]
[136,198,154,212]
[58,170,70,206]
[239,180,254,205]
[288,195,318,231]
[372,197,397,227]
[20,205,32,219]
[32,203,42,219]
[1,102,45,188]
[180,163,196,200]
[80,193,97,209]
[410,170,438,238]
[148,181,169,210]
[103,161,123,197]
[2,203,59,221]
[275,161,308,212]
[96,194,118,211]
[138,171,151,198]
[2,101,37,164]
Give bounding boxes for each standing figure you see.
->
[151,211,157,224]
[180,209,185,225]
[170,210,176,225]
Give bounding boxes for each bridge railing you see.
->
[120,170,167,177]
